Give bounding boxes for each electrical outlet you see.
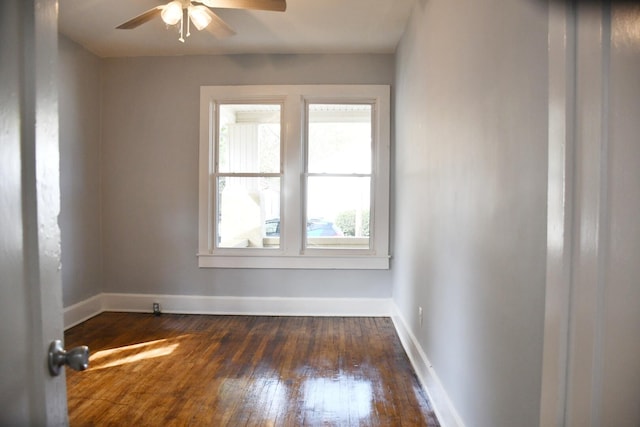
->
[418,306,423,327]
[153,302,161,316]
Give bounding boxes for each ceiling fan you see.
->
[116,0,286,42]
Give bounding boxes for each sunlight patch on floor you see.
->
[89,336,188,370]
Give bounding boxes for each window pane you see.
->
[308,104,372,174]
[306,176,370,249]
[217,177,280,248]
[219,104,280,173]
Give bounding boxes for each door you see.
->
[0,0,68,425]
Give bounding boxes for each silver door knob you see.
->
[48,340,89,376]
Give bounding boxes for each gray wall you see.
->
[392,1,548,426]
[58,35,103,307]
[99,54,395,297]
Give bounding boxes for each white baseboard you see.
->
[65,293,391,329]
[102,293,391,317]
[64,294,104,330]
[391,303,465,427]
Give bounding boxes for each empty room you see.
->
[2,0,639,426]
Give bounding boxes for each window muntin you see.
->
[199,85,390,269]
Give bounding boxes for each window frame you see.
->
[198,85,390,269]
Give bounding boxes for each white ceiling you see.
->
[58,0,417,58]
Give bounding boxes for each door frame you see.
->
[540,1,612,426]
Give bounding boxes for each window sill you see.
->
[197,253,390,270]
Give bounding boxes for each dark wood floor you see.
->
[65,312,439,426]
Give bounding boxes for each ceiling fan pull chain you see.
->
[179,10,185,43]
[186,10,191,38]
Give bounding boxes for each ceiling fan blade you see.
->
[116,6,163,29]
[196,0,286,12]
[202,9,237,38]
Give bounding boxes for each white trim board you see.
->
[64,294,104,330]
[391,303,465,427]
[103,293,391,317]
[64,293,392,330]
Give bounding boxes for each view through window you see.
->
[305,104,372,250]
[216,104,282,249]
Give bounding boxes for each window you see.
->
[198,85,390,269]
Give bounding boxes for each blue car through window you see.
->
[265,219,343,237]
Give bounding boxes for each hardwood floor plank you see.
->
[65,313,439,426]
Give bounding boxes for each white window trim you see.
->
[198,85,390,269]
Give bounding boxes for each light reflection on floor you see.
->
[234,371,373,423]
[242,376,288,419]
[303,375,372,419]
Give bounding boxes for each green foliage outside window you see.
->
[335,210,370,237]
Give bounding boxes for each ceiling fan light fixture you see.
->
[188,5,212,31]
[115,0,286,43]
[161,1,183,26]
